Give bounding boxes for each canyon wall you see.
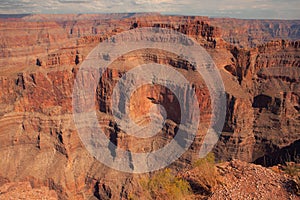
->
[0,14,299,199]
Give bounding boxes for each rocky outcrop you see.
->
[211,160,299,199]
[215,39,300,163]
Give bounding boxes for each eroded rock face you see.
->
[220,40,300,163]
[210,18,300,48]
[0,14,299,199]
[0,181,58,200]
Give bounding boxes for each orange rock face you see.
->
[0,14,299,199]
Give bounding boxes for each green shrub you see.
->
[193,152,216,167]
[142,168,192,200]
[190,152,221,195]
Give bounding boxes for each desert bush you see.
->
[193,152,216,167]
[283,162,300,176]
[141,168,192,200]
[190,152,221,195]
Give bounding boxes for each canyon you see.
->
[0,13,299,199]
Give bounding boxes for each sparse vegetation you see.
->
[141,168,192,200]
[283,162,300,177]
[190,152,222,195]
[139,153,223,199]
[282,162,300,195]
[192,152,216,167]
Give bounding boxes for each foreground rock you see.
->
[211,160,299,200]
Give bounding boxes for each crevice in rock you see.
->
[29,74,36,85]
[108,124,118,159]
[36,58,42,66]
[75,55,80,65]
[57,131,63,144]
[93,181,101,200]
[16,73,25,90]
[128,150,134,171]
[223,94,236,133]
[36,133,40,149]
[253,94,272,109]
[93,181,112,200]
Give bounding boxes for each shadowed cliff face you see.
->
[0,14,299,199]
[215,40,300,163]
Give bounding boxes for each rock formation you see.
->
[0,13,299,199]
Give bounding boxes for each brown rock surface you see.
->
[0,181,58,200]
[0,14,299,199]
[211,160,299,200]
